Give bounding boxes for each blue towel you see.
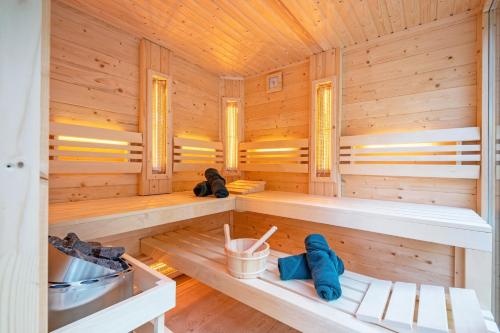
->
[278,253,311,280]
[277,250,344,281]
[305,234,343,301]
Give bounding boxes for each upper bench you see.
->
[235,191,491,252]
[49,192,236,240]
[49,190,491,251]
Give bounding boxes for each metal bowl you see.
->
[48,244,134,331]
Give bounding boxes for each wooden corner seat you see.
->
[49,190,490,253]
[236,191,492,252]
[140,229,498,333]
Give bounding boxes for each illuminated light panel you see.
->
[149,262,168,270]
[151,75,168,174]
[225,100,239,171]
[358,142,436,149]
[56,136,128,162]
[315,82,333,178]
[57,136,127,146]
[248,148,298,153]
[180,146,216,152]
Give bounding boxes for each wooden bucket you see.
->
[224,238,270,279]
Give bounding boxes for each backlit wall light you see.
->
[312,78,335,179]
[224,99,240,171]
[151,73,169,174]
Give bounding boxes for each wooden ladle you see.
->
[243,226,278,255]
[224,224,231,248]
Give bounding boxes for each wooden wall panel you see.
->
[50,1,223,201]
[171,55,222,192]
[341,15,479,210]
[49,1,140,203]
[97,212,230,257]
[244,62,310,193]
[234,212,458,287]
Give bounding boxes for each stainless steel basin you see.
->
[48,244,134,331]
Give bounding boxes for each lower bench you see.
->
[140,229,498,333]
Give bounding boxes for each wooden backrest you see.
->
[339,127,481,179]
[173,137,223,172]
[49,122,143,174]
[239,139,309,173]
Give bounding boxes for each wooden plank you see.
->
[0,1,49,331]
[340,127,480,146]
[173,162,223,172]
[239,163,308,173]
[355,280,392,323]
[416,285,449,333]
[50,122,143,143]
[239,139,309,150]
[340,144,481,154]
[50,161,142,174]
[383,282,417,330]
[50,150,141,160]
[449,287,488,333]
[340,164,480,179]
[340,155,480,162]
[174,137,223,150]
[50,139,144,152]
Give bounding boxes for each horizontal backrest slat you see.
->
[339,127,481,179]
[173,137,224,172]
[174,137,223,150]
[50,122,143,144]
[49,122,144,174]
[240,139,309,150]
[340,127,479,146]
[238,139,309,173]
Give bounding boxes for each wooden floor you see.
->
[166,275,298,333]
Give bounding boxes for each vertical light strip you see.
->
[225,100,239,170]
[151,76,168,173]
[315,82,333,177]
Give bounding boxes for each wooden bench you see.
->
[50,191,490,252]
[236,191,492,251]
[49,192,235,240]
[141,229,498,333]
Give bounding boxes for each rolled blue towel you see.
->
[305,234,343,301]
[278,253,311,280]
[278,250,344,281]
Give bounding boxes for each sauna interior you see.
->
[3,0,500,332]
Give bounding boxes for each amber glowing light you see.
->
[225,100,239,171]
[151,75,168,174]
[315,82,333,178]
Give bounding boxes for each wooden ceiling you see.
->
[61,0,481,77]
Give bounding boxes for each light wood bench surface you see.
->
[49,191,490,251]
[236,191,492,251]
[140,229,498,333]
[49,192,235,240]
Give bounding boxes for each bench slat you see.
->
[141,237,388,333]
[449,288,488,333]
[172,230,362,314]
[383,282,417,330]
[355,280,392,323]
[417,285,448,333]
